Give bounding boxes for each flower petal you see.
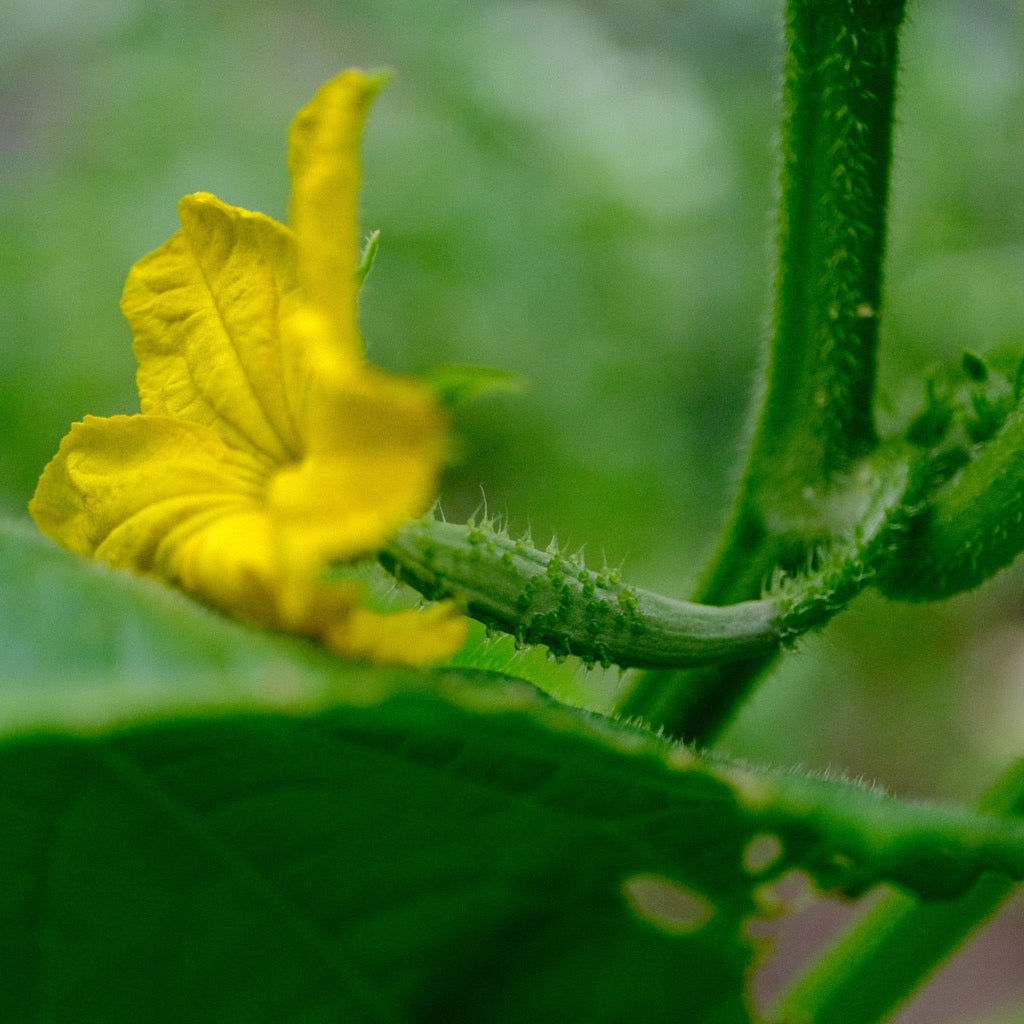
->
[31,70,461,668]
[29,414,462,663]
[288,69,383,355]
[29,414,281,622]
[124,193,306,464]
[268,360,448,615]
[324,602,467,665]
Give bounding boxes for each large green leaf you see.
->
[4,519,1024,1022]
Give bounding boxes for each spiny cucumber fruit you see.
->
[381,452,913,670]
[382,518,779,669]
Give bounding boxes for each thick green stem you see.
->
[616,0,907,742]
[770,758,1024,1024]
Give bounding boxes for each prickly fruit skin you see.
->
[382,517,781,670]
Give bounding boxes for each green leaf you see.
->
[5,518,1024,1022]
[0,517,409,733]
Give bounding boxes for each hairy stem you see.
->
[770,757,1024,1024]
[616,0,908,742]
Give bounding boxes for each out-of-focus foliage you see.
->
[2,0,1023,797]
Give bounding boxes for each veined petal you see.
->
[124,193,306,464]
[288,69,383,357]
[29,415,284,618]
[29,414,462,663]
[268,363,448,615]
[32,70,460,668]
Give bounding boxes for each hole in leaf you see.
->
[743,833,784,876]
[621,873,714,936]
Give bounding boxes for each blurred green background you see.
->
[3,0,1024,806]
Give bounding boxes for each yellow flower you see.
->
[29,70,466,665]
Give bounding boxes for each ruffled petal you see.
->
[32,70,460,667]
[29,414,462,662]
[124,193,306,464]
[288,69,383,358]
[29,414,282,620]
